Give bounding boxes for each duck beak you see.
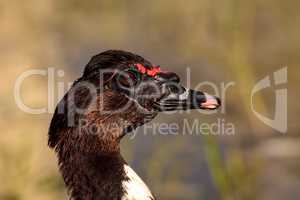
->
[154,87,221,111]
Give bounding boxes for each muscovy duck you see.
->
[48,50,221,200]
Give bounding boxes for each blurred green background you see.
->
[0,0,299,199]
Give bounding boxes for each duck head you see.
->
[48,50,220,154]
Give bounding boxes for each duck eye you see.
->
[125,68,142,85]
[114,68,141,89]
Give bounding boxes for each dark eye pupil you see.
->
[116,69,140,88]
[127,69,141,84]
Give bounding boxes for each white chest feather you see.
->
[122,165,154,200]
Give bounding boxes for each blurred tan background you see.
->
[0,0,299,199]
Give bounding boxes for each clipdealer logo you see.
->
[251,67,288,133]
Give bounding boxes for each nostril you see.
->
[169,85,180,93]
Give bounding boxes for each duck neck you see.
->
[58,149,127,200]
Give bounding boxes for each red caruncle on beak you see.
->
[134,64,162,77]
[135,63,147,74]
[147,66,161,77]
